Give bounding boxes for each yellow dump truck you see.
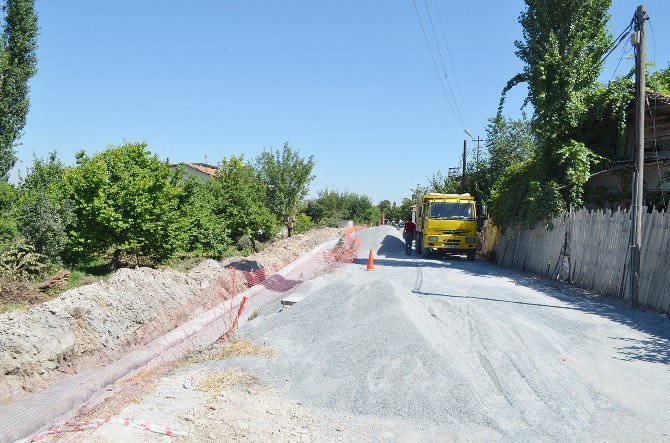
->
[414,193,477,260]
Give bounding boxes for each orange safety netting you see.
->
[216,225,363,343]
[15,227,365,442]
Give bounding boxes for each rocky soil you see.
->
[0,228,340,404]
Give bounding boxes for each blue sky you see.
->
[16,0,670,204]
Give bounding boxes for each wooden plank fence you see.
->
[487,207,670,313]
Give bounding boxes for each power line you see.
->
[616,0,625,19]
[608,37,631,84]
[312,175,431,187]
[532,17,635,127]
[409,0,467,131]
[420,0,467,129]
[432,0,473,129]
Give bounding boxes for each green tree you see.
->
[486,115,535,179]
[363,206,381,226]
[256,142,315,237]
[0,181,17,242]
[0,0,38,180]
[428,171,460,194]
[305,189,376,226]
[16,152,75,260]
[216,155,277,248]
[500,0,612,145]
[399,198,413,222]
[175,174,231,257]
[346,194,374,223]
[648,62,670,95]
[377,199,392,221]
[305,188,348,226]
[64,142,182,267]
[387,201,400,223]
[492,0,612,229]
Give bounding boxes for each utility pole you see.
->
[473,136,483,168]
[629,4,646,309]
[462,140,467,192]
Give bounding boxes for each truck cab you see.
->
[414,193,477,260]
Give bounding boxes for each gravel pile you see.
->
[0,228,339,403]
[206,226,667,441]
[223,276,501,436]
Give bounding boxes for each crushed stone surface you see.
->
[0,228,339,403]
[86,365,443,443]
[16,226,670,441]
[195,226,669,441]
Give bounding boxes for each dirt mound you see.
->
[0,228,339,404]
[0,279,46,307]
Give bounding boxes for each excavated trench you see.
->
[0,228,346,442]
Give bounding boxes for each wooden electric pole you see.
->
[629,4,646,309]
[474,136,483,168]
[462,140,467,192]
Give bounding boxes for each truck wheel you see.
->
[467,250,476,261]
[422,247,430,258]
[415,235,422,254]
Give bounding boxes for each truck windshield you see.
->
[429,202,474,220]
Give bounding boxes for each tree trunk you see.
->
[112,250,122,270]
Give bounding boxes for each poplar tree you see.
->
[492,0,612,229]
[0,0,38,180]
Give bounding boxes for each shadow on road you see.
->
[357,234,670,366]
[412,291,583,311]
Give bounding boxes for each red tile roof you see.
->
[184,163,218,176]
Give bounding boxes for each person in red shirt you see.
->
[403,219,417,255]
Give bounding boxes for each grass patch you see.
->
[0,301,24,313]
[197,368,258,393]
[65,268,108,291]
[68,258,112,289]
[184,339,275,365]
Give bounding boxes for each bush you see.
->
[489,141,598,230]
[16,192,75,259]
[293,212,314,235]
[0,238,47,280]
[0,182,18,243]
[16,152,75,261]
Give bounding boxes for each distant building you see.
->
[584,92,670,210]
[169,162,218,181]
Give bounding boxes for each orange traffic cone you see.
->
[366,248,375,271]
